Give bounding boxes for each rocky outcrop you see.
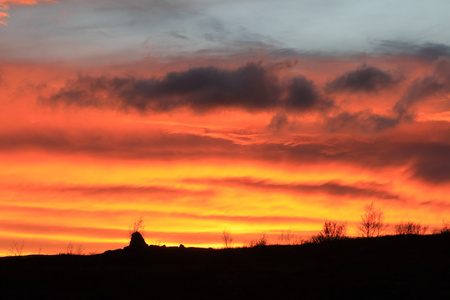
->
[124,232,148,253]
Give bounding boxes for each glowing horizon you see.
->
[1,0,449,256]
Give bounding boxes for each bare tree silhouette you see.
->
[65,241,84,255]
[222,229,233,248]
[358,202,386,237]
[7,240,25,256]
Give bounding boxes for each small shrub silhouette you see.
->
[394,222,428,235]
[311,221,347,243]
[278,229,298,245]
[249,234,268,247]
[64,242,84,255]
[439,221,450,234]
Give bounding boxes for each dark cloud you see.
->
[325,59,449,132]
[394,57,450,116]
[394,77,443,117]
[47,63,282,113]
[258,125,450,184]
[378,41,450,61]
[334,135,450,184]
[46,63,336,114]
[326,111,400,133]
[285,76,334,110]
[326,66,397,93]
[417,44,450,60]
[405,142,450,184]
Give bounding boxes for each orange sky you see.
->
[1,1,450,256]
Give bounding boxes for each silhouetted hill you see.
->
[1,234,449,299]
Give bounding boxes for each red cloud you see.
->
[0,0,55,25]
[0,11,8,25]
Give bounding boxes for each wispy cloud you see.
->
[377,41,450,61]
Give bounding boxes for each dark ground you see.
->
[0,234,449,299]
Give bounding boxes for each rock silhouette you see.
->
[124,232,148,252]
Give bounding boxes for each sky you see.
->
[1,0,449,255]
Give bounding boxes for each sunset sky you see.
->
[1,0,449,255]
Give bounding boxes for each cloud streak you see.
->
[378,41,450,61]
[7,183,214,198]
[184,177,401,201]
[1,120,449,184]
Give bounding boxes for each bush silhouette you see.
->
[64,241,84,255]
[277,229,300,245]
[439,221,450,234]
[311,221,347,243]
[248,234,268,247]
[394,222,428,235]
